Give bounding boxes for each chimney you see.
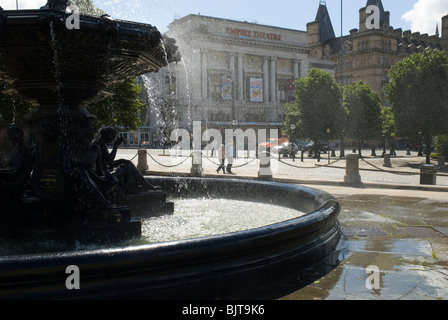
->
[443,14,448,39]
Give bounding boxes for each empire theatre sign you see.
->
[225,27,283,42]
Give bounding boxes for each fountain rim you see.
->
[0,177,341,299]
[0,178,339,260]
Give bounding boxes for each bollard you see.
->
[344,153,363,186]
[190,151,205,177]
[420,164,437,185]
[383,154,392,167]
[438,156,446,168]
[137,149,148,173]
[258,151,272,180]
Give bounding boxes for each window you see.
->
[246,76,263,103]
[277,79,294,103]
[209,73,233,101]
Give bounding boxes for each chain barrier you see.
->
[273,156,330,169]
[314,157,344,168]
[271,151,345,169]
[232,157,258,168]
[147,151,193,168]
[201,152,258,168]
[140,149,446,176]
[359,156,444,176]
[128,152,139,162]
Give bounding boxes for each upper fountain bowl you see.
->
[0,5,180,107]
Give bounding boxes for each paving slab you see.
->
[116,149,448,300]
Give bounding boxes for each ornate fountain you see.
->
[0,1,179,240]
[0,1,341,300]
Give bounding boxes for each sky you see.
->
[1,0,448,36]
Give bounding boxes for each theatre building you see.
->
[141,14,334,144]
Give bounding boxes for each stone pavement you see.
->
[119,148,448,300]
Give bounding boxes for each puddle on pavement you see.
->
[280,194,448,300]
[282,238,448,300]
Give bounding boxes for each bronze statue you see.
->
[0,126,33,201]
[40,0,70,10]
[93,127,158,195]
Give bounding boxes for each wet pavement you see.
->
[280,189,448,300]
[118,148,448,300]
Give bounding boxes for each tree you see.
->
[384,50,448,164]
[0,85,34,123]
[343,81,382,156]
[380,106,397,154]
[284,69,346,150]
[70,0,105,15]
[87,78,145,131]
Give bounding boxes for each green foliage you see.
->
[70,0,105,15]
[381,106,396,138]
[344,81,382,143]
[87,78,145,131]
[0,85,34,123]
[384,50,448,163]
[385,50,448,137]
[435,135,448,157]
[284,69,346,143]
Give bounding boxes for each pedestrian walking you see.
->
[216,144,226,174]
[225,140,234,174]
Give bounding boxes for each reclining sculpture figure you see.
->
[92,127,159,196]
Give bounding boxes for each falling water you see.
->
[50,21,73,169]
[180,57,193,130]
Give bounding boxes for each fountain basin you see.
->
[0,177,340,300]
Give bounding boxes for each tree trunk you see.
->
[358,139,362,157]
[426,135,432,164]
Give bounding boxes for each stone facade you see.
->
[138,0,448,143]
[307,0,448,99]
[143,14,333,140]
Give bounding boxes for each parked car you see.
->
[295,140,310,150]
[258,137,289,152]
[305,141,329,153]
[272,142,299,157]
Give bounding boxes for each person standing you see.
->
[225,140,234,174]
[216,144,226,174]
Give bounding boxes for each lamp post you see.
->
[232,120,238,158]
[418,131,423,156]
[327,128,331,164]
[382,129,387,157]
[340,129,345,159]
[340,0,343,86]
[290,124,296,138]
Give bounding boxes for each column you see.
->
[263,57,269,103]
[229,53,236,100]
[201,50,208,100]
[300,59,308,78]
[294,60,300,79]
[270,57,276,103]
[237,53,244,102]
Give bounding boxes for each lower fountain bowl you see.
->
[0,177,340,300]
